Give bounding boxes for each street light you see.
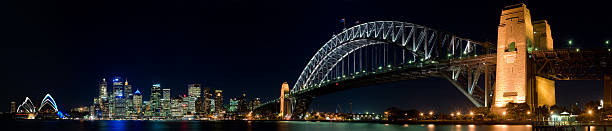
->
[588,110,593,115]
[429,112,433,115]
[470,112,474,116]
[527,111,531,115]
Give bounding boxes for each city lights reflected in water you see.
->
[8,120,607,131]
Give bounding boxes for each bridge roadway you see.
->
[255,49,611,118]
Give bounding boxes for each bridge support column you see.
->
[604,74,612,107]
[291,96,313,120]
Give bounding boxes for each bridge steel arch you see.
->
[254,21,496,119]
[292,21,484,98]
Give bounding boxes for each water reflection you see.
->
[9,120,612,131]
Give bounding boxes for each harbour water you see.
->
[4,120,608,131]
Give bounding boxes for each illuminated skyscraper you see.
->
[162,88,171,117]
[203,88,212,114]
[133,89,143,117]
[238,92,248,114]
[112,77,127,119]
[98,78,110,119]
[214,90,223,113]
[188,84,201,114]
[124,79,133,116]
[150,84,162,116]
[229,98,238,113]
[248,98,260,111]
[170,96,182,118]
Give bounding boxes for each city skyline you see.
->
[2,0,611,115]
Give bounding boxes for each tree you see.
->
[506,103,530,120]
[533,105,550,122]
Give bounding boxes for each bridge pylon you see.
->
[493,3,556,113]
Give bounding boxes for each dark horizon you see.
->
[1,0,610,114]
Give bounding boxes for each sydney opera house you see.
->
[15,94,65,119]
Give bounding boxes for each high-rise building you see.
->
[188,84,201,114]
[143,101,151,117]
[203,88,212,114]
[229,98,238,113]
[99,78,108,99]
[133,89,143,117]
[10,101,16,113]
[195,98,204,115]
[124,79,133,116]
[98,78,110,119]
[150,84,162,116]
[238,92,248,114]
[162,88,171,117]
[181,95,189,117]
[171,97,182,118]
[214,90,223,113]
[112,77,127,119]
[210,99,215,113]
[248,98,261,111]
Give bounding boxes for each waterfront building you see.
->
[203,88,212,114]
[124,79,133,116]
[214,90,223,113]
[170,96,183,118]
[229,98,238,113]
[112,77,127,119]
[248,98,261,111]
[238,92,248,114]
[162,88,171,117]
[133,89,143,117]
[181,95,189,116]
[188,84,201,114]
[98,78,110,119]
[150,84,162,116]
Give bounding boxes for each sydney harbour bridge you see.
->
[254,4,612,119]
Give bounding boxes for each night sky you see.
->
[1,0,610,113]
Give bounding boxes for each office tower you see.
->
[124,79,133,116]
[93,97,101,119]
[188,84,201,114]
[229,98,238,113]
[238,92,248,114]
[143,101,151,117]
[214,90,223,113]
[150,84,162,116]
[98,78,110,119]
[248,98,261,111]
[162,88,171,117]
[10,101,16,113]
[203,88,212,114]
[195,98,203,115]
[210,99,215,113]
[181,95,189,116]
[112,77,127,119]
[133,89,143,117]
[99,78,108,99]
[171,97,182,118]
